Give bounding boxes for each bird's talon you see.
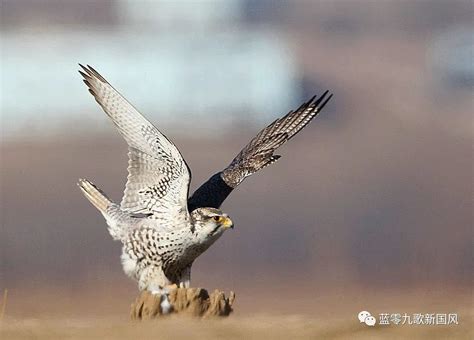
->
[150,286,168,296]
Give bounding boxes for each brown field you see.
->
[1,286,472,339]
[2,315,472,340]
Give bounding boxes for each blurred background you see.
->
[1,0,472,319]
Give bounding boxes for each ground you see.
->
[1,287,472,339]
[2,313,472,340]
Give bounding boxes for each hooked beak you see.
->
[222,216,234,229]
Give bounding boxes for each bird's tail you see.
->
[78,178,128,241]
[78,178,112,213]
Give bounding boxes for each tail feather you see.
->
[78,178,128,241]
[78,178,112,213]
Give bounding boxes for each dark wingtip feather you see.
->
[78,70,90,80]
[306,94,317,106]
[317,92,333,112]
[78,63,92,76]
[311,90,329,108]
[86,64,107,82]
[82,78,92,88]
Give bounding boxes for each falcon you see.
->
[78,65,332,293]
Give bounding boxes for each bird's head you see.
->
[190,207,233,237]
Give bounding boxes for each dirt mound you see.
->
[130,288,235,319]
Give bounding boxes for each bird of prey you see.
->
[78,64,332,293]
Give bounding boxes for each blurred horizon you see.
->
[0,0,473,321]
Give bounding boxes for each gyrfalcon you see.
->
[77,64,332,293]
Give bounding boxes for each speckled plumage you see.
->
[120,207,229,289]
[77,65,332,291]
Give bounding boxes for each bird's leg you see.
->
[140,267,179,314]
[140,266,172,295]
[178,266,191,288]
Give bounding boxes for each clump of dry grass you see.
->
[130,288,235,319]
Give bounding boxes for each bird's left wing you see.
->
[79,65,191,229]
[188,91,332,211]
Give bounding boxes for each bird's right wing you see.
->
[79,65,191,229]
[188,91,332,211]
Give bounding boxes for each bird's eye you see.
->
[213,216,221,222]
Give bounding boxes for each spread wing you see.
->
[79,65,191,229]
[188,91,332,211]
